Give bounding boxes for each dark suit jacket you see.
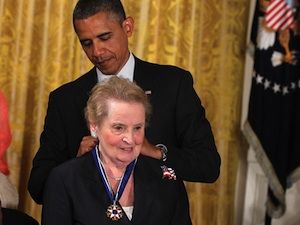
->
[42,154,192,225]
[29,56,220,203]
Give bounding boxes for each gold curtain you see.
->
[0,0,250,224]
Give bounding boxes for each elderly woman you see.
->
[42,76,192,225]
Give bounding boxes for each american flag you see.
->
[265,0,295,30]
[243,0,300,219]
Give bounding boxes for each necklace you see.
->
[101,161,124,181]
[108,175,123,181]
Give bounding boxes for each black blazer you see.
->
[42,154,192,225]
[29,56,220,203]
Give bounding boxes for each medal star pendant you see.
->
[106,204,123,221]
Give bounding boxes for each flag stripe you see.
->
[266,1,286,21]
[269,9,293,29]
[265,0,294,30]
[266,6,291,25]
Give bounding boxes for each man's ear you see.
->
[123,16,134,37]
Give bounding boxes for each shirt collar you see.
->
[96,52,135,82]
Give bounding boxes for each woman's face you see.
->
[96,99,145,166]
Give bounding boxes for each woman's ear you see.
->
[90,125,97,138]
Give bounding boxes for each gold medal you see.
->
[106,204,123,221]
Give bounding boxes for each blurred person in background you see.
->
[0,91,39,224]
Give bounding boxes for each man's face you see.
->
[74,12,134,75]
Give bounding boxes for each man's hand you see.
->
[141,138,162,160]
[77,136,98,157]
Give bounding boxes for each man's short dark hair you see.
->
[73,0,126,24]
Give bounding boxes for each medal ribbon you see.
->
[92,147,137,204]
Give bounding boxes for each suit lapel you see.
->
[75,68,98,138]
[131,158,159,224]
[133,57,157,96]
[80,153,110,209]
[76,67,98,113]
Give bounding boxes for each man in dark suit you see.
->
[28,0,221,204]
